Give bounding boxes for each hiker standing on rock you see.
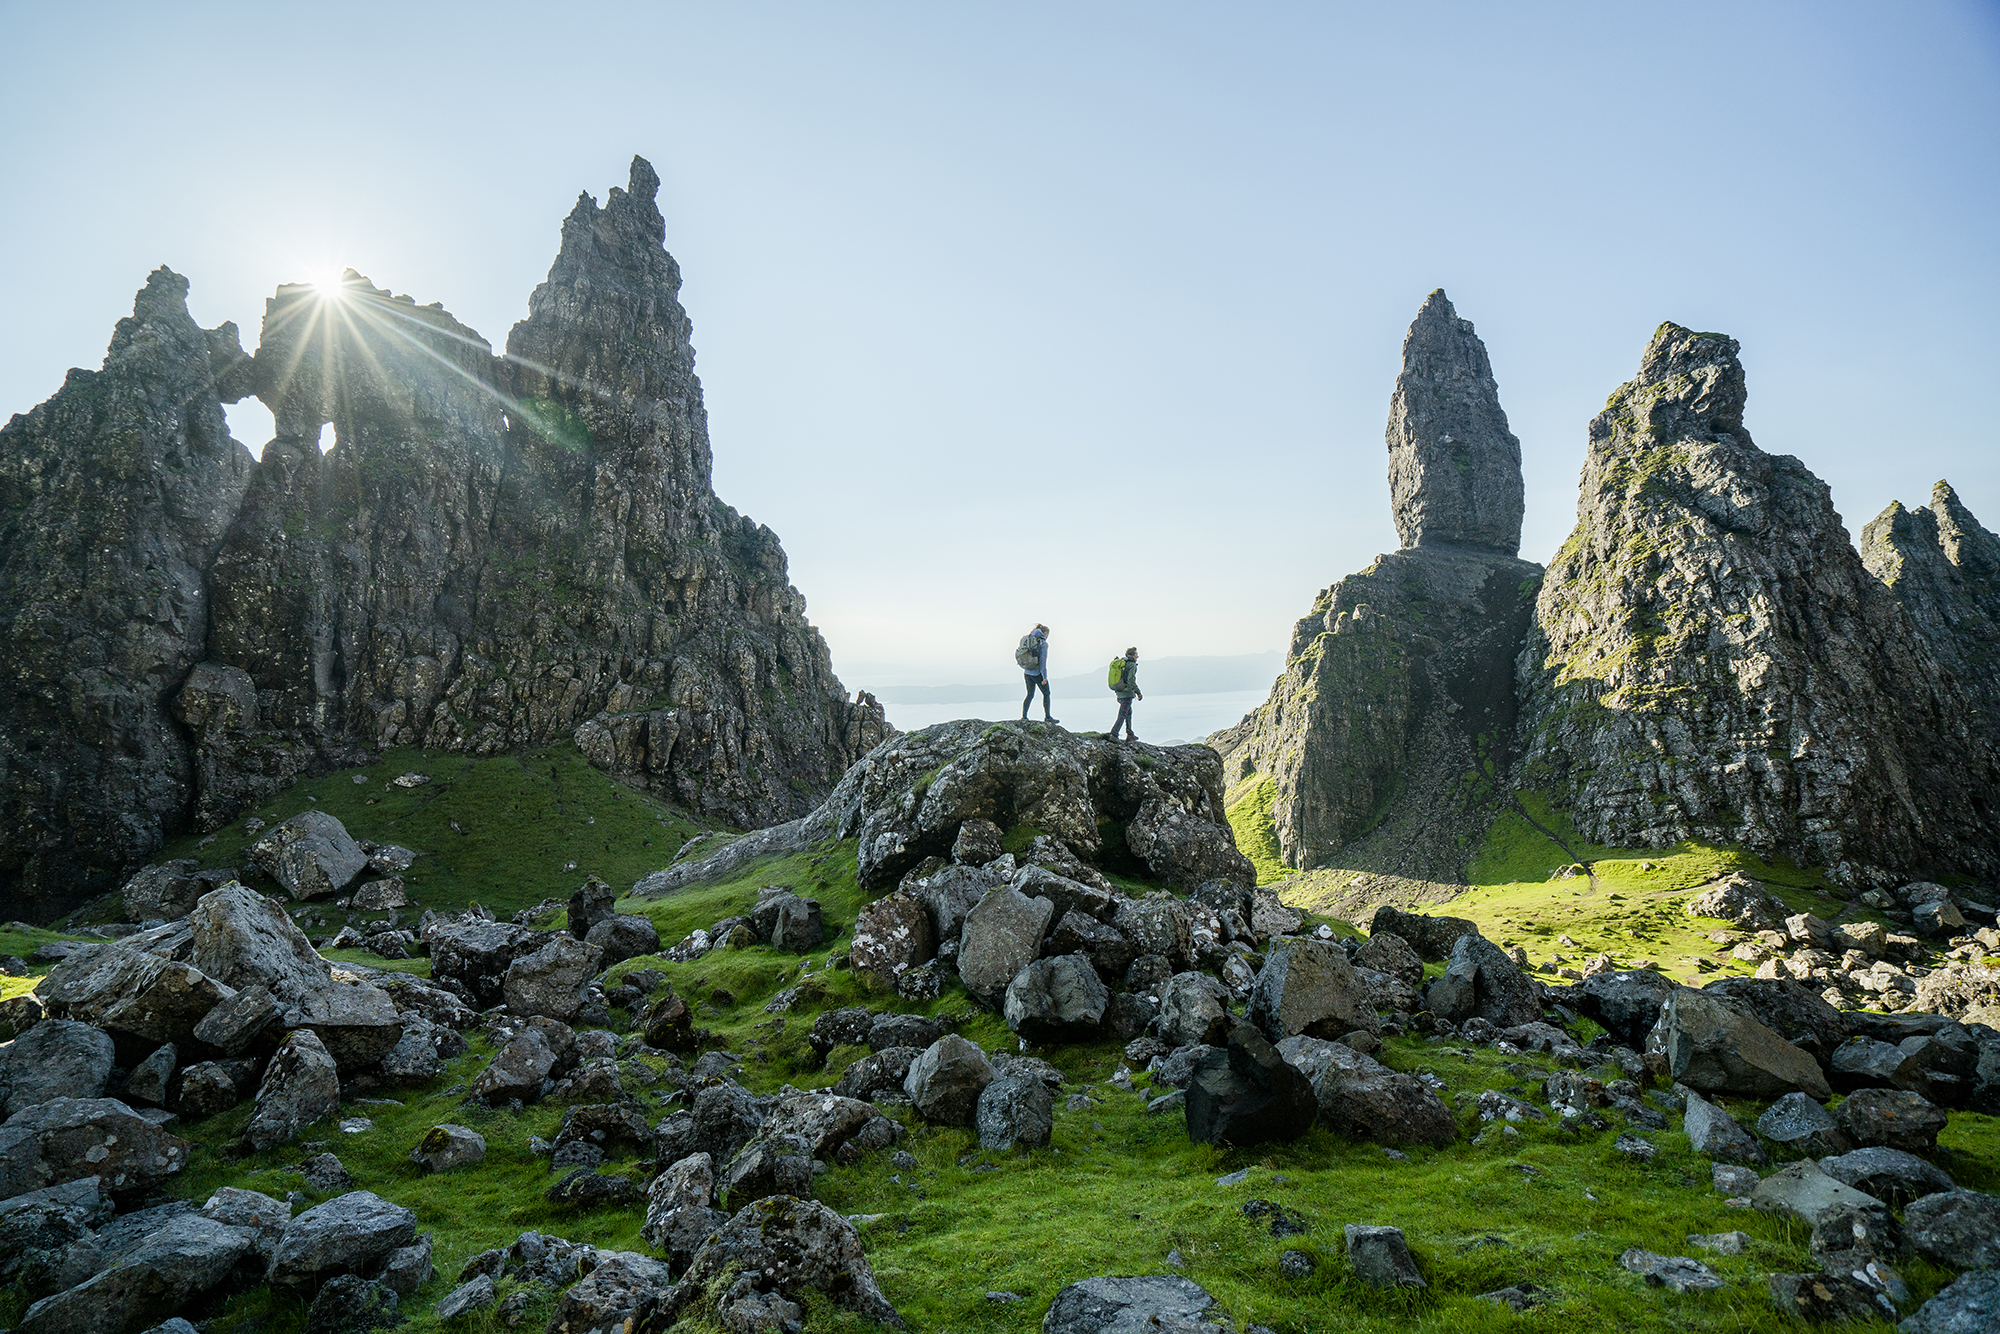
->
[1017,624,1058,724]
[1107,646,1142,741]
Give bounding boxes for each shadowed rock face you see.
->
[1386,290,1525,556]
[1211,292,1539,877]
[0,157,887,919]
[1517,324,2000,885]
[0,269,256,918]
[1861,481,2000,747]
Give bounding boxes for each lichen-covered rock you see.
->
[0,1096,190,1199]
[958,885,1055,1007]
[186,883,329,1006]
[1834,1087,1948,1153]
[1250,938,1380,1041]
[502,934,602,1023]
[1427,933,1539,1030]
[15,1210,258,1334]
[1516,322,1999,885]
[267,1190,417,1297]
[0,268,255,921]
[37,944,232,1048]
[0,1020,115,1118]
[1903,1190,2000,1270]
[1276,1035,1455,1146]
[244,1029,339,1151]
[1003,955,1109,1042]
[409,1124,485,1173]
[428,920,545,1010]
[850,892,937,989]
[1040,1275,1230,1334]
[248,812,367,902]
[975,1074,1053,1152]
[584,914,659,969]
[903,1035,993,1127]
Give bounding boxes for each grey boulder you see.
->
[1154,972,1233,1049]
[958,885,1055,1006]
[1749,1160,1886,1228]
[0,1097,190,1199]
[1004,955,1110,1042]
[1652,988,1829,1099]
[1426,934,1538,1029]
[15,1211,257,1334]
[585,915,661,969]
[850,892,937,989]
[1834,1087,1948,1153]
[0,1020,115,1118]
[1903,1190,2000,1270]
[1275,1035,1454,1147]
[1816,1146,1955,1206]
[502,934,603,1023]
[244,1029,339,1152]
[249,812,367,901]
[976,1075,1053,1151]
[1899,1269,2000,1334]
[1185,1021,1316,1146]
[1040,1274,1230,1334]
[1755,1092,1851,1156]
[1249,938,1379,1040]
[267,1190,418,1296]
[1345,1224,1425,1289]
[903,1034,994,1126]
[654,1195,903,1329]
[37,946,231,1048]
[409,1124,485,1173]
[1682,1091,1767,1166]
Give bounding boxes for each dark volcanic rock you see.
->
[641,1195,903,1330]
[0,1096,191,1199]
[1185,1020,1317,1146]
[1516,322,2000,885]
[1386,290,1525,555]
[1570,969,1677,1047]
[0,268,255,920]
[1040,1275,1230,1334]
[1861,480,2000,750]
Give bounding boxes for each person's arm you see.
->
[1130,663,1141,699]
[1038,637,1049,678]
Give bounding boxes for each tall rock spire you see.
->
[1516,324,1999,885]
[1385,290,1525,556]
[1209,293,1541,895]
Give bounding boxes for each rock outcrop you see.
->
[0,269,256,919]
[0,157,886,919]
[1210,292,1541,876]
[1516,324,1999,884]
[1860,480,2000,747]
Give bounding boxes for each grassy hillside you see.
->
[125,744,710,923]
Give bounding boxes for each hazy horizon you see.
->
[4,3,1995,694]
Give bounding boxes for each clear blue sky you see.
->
[3,3,1995,689]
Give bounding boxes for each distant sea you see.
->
[880,687,1267,746]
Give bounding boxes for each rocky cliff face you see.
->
[1860,481,2000,747]
[1212,292,1540,877]
[0,158,885,920]
[0,270,256,918]
[1516,324,1999,886]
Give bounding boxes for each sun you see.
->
[313,267,349,299]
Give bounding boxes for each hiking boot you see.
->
[1044,717,1060,725]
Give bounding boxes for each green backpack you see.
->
[1106,657,1127,691]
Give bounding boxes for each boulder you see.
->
[648,1195,903,1329]
[1040,1275,1231,1334]
[749,887,824,953]
[1185,1020,1316,1146]
[1274,1035,1454,1147]
[175,1062,243,1117]
[760,1092,881,1160]
[831,1048,920,1103]
[0,1020,116,1117]
[428,920,545,1009]
[850,893,937,989]
[1833,1088,1948,1153]
[37,946,231,1048]
[268,1190,417,1297]
[567,878,617,937]
[200,1185,290,1256]
[1112,898,1192,972]
[1617,1248,1724,1293]
[502,935,603,1023]
[1352,931,1422,987]
[1684,873,1783,930]
[958,885,1055,1006]
[302,1275,399,1334]
[809,1007,876,1058]
[641,992,697,1054]
[350,878,408,911]
[1427,934,1539,1029]
[121,860,234,923]
[1014,865,1118,927]
[15,1211,257,1334]
[867,1013,944,1052]
[585,915,661,969]
[409,1124,485,1173]
[1749,1160,1886,1227]
[1250,939,1379,1040]
[546,1251,672,1334]
[1817,1147,1955,1206]
[191,984,282,1056]
[1899,1269,2000,1334]
[0,1097,190,1199]
[244,1030,339,1152]
[1700,977,1849,1066]
[1367,906,1477,961]
[1344,1224,1425,1289]
[1903,1190,2000,1270]
[546,1167,639,1208]
[654,1079,767,1166]
[1569,969,1678,1047]
[249,813,368,901]
[122,1043,177,1108]
[1754,1092,1851,1157]
[379,1019,444,1086]
[1682,1091,1767,1166]
[288,980,403,1072]
[0,992,44,1042]
[1831,1037,1930,1095]
[1004,955,1110,1042]
[1155,971,1233,1049]
[1765,1272,1893,1324]
[187,883,331,1005]
[903,1035,993,1126]
[975,1075,1053,1151]
[642,1150,714,1228]
[1047,912,1134,984]
[470,1023,570,1104]
[952,818,1005,864]
[1652,988,1829,1099]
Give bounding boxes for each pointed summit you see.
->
[1385,290,1524,556]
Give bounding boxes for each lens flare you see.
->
[314,268,349,299]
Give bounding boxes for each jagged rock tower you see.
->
[1211,291,1542,882]
[0,157,888,920]
[1860,481,2000,747]
[1515,324,1999,886]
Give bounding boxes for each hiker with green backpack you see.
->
[1106,646,1142,741]
[1016,624,1058,724]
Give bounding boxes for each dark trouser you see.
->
[1111,695,1135,738]
[1022,672,1051,717]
